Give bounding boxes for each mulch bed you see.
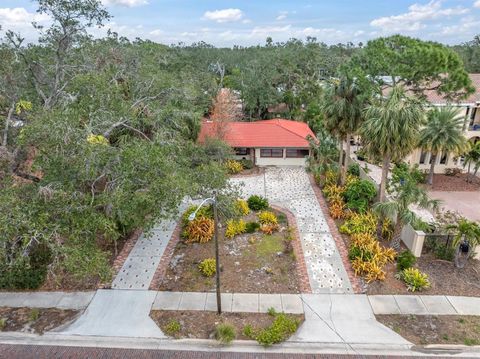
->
[150,310,304,340]
[0,307,79,334]
[158,209,301,294]
[367,252,480,296]
[425,173,480,192]
[377,314,480,346]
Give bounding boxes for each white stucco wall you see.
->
[254,148,308,166]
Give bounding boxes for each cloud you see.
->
[370,0,468,32]
[0,7,50,41]
[101,0,148,7]
[203,8,244,23]
[442,16,480,35]
[276,11,288,21]
[475,1,480,8]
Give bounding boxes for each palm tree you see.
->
[419,107,468,186]
[307,126,339,179]
[360,87,424,202]
[447,218,480,268]
[322,77,366,185]
[464,142,480,183]
[374,179,439,250]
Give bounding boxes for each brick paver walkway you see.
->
[230,167,352,293]
[0,344,450,359]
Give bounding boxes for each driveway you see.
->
[429,191,480,222]
[230,167,352,294]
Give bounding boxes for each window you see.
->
[260,148,283,158]
[234,147,248,156]
[286,149,309,158]
[440,151,448,164]
[419,150,427,164]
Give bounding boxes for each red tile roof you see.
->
[423,73,480,104]
[198,119,315,148]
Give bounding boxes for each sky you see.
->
[1,0,480,46]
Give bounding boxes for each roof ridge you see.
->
[271,120,311,141]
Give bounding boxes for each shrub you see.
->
[225,219,247,239]
[347,163,360,177]
[260,223,279,235]
[381,218,394,241]
[339,212,378,235]
[445,168,462,176]
[0,318,6,330]
[397,250,416,271]
[258,211,278,225]
[225,159,243,174]
[254,313,300,347]
[185,217,214,243]
[247,195,269,211]
[343,179,376,213]
[198,258,216,277]
[328,196,346,219]
[322,184,344,202]
[164,319,181,337]
[235,199,250,216]
[182,205,212,226]
[215,323,236,344]
[29,308,40,322]
[240,159,254,170]
[396,268,430,292]
[349,233,396,283]
[243,324,255,338]
[245,221,260,233]
[0,258,47,290]
[324,169,339,187]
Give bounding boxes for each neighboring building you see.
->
[401,74,480,173]
[198,119,315,166]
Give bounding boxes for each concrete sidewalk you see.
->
[369,295,480,316]
[2,290,480,317]
[0,291,94,310]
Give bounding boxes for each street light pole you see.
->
[212,190,222,315]
[188,192,221,314]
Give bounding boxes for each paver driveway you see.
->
[230,167,352,293]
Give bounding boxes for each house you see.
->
[198,119,315,166]
[404,74,480,173]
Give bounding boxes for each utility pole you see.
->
[212,190,222,314]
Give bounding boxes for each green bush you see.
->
[434,244,455,261]
[198,258,216,277]
[181,205,213,226]
[396,268,430,292]
[240,159,254,170]
[245,221,260,233]
[247,195,269,211]
[243,324,255,338]
[0,318,6,330]
[164,319,181,337]
[343,179,376,213]
[255,313,300,347]
[347,163,360,177]
[396,250,416,271]
[215,323,236,344]
[0,259,47,290]
[29,308,40,322]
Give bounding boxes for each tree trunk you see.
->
[337,135,343,185]
[467,162,472,183]
[389,219,403,251]
[379,155,390,202]
[340,134,351,186]
[2,103,15,147]
[427,153,437,186]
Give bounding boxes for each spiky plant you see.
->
[373,179,439,250]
